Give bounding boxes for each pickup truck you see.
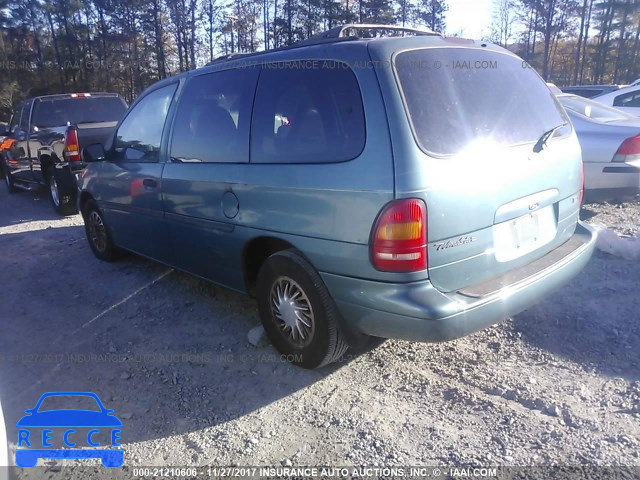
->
[1,93,128,214]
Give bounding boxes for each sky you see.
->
[445,0,495,39]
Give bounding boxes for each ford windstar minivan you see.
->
[78,24,596,368]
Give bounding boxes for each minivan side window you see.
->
[251,61,365,164]
[613,90,640,108]
[170,67,259,163]
[113,83,177,163]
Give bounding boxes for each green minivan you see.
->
[78,25,596,368]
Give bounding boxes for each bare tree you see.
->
[491,0,517,47]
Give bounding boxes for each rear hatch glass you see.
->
[394,48,569,156]
[33,96,127,128]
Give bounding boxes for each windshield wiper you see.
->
[533,123,567,153]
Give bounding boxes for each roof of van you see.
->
[204,34,504,69]
[142,24,512,94]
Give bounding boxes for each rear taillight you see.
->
[371,199,427,272]
[64,127,80,162]
[613,135,640,162]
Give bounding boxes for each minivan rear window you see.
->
[394,48,569,156]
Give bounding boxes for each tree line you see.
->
[0,0,448,115]
[0,0,638,118]
[492,0,639,87]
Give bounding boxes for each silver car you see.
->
[557,93,640,201]
[592,83,640,117]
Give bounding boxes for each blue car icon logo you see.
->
[15,391,124,468]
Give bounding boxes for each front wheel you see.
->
[256,249,349,369]
[47,166,76,215]
[82,199,120,261]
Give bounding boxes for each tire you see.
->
[256,249,349,369]
[82,198,120,261]
[47,166,76,215]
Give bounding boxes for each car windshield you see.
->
[394,48,569,156]
[559,94,634,122]
[32,96,127,128]
[37,395,101,412]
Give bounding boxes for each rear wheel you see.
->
[256,249,348,368]
[47,166,76,215]
[82,199,119,261]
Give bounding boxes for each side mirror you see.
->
[82,143,106,162]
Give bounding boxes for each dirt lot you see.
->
[0,187,639,475]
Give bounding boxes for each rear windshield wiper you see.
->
[533,123,567,153]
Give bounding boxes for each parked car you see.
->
[555,92,640,201]
[592,83,640,116]
[78,24,596,368]
[0,123,9,178]
[561,84,626,99]
[1,93,128,214]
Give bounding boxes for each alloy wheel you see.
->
[49,176,60,207]
[88,211,107,253]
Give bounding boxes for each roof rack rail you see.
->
[206,52,255,66]
[298,23,440,45]
[201,24,440,66]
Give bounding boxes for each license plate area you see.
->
[493,205,556,262]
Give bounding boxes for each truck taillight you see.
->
[371,199,427,272]
[64,127,80,162]
[613,135,640,162]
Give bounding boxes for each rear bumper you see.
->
[584,161,640,201]
[322,222,596,342]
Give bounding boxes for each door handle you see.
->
[142,178,158,189]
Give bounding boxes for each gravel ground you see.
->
[0,188,639,478]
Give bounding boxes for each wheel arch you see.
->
[39,153,54,179]
[78,190,95,216]
[242,236,297,296]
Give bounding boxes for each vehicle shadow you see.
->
[0,221,355,457]
[0,189,69,227]
[513,251,640,383]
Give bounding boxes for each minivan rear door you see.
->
[380,43,582,292]
[161,66,260,290]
